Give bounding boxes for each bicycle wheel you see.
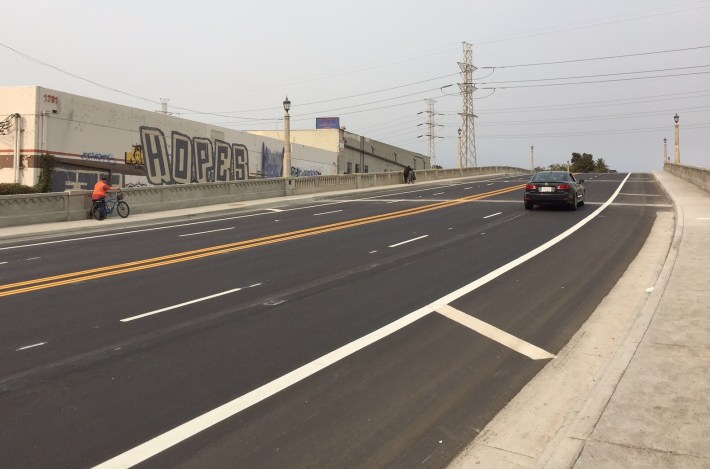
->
[91,203,102,220]
[117,201,130,218]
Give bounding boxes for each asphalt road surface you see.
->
[0,173,672,468]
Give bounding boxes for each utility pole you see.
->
[458,41,477,167]
[457,128,462,172]
[663,137,668,164]
[530,145,535,172]
[673,113,680,164]
[160,98,170,115]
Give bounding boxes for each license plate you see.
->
[539,186,553,192]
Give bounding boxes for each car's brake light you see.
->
[526,184,537,190]
[557,183,571,190]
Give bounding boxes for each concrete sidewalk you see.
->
[449,171,710,468]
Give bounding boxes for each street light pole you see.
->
[673,113,680,164]
[457,128,462,172]
[663,137,668,165]
[283,96,291,178]
[530,145,535,172]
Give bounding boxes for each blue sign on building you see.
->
[316,117,340,129]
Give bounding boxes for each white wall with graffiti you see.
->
[0,86,337,192]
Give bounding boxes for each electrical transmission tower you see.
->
[160,98,170,115]
[458,42,477,167]
[422,98,439,167]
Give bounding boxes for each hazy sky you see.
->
[2,0,709,172]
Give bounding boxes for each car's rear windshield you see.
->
[532,173,568,182]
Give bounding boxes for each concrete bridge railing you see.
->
[664,163,710,193]
[0,166,529,228]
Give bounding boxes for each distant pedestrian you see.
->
[403,165,414,184]
[403,166,415,184]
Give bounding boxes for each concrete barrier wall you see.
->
[0,166,529,228]
[664,163,710,193]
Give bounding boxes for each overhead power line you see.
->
[477,105,710,126]
[0,41,160,106]
[479,45,710,69]
[478,122,710,139]
[478,64,710,85]
[474,2,710,46]
[479,70,710,89]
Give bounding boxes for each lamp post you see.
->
[457,127,462,171]
[530,145,535,172]
[673,113,680,164]
[663,137,668,164]
[283,96,291,178]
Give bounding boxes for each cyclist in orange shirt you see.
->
[92,176,116,220]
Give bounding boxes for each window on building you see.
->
[364,165,369,173]
[355,164,360,173]
[346,162,352,174]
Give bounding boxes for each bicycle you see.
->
[91,189,130,220]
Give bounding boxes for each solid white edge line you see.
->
[120,284,261,322]
[483,212,502,219]
[388,235,429,248]
[93,174,631,468]
[178,227,234,237]
[436,305,554,360]
[15,342,47,351]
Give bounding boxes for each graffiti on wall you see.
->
[259,143,324,178]
[82,152,116,164]
[53,170,122,192]
[291,167,322,177]
[260,142,283,178]
[139,126,249,185]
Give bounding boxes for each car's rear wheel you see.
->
[524,202,533,210]
[569,192,578,211]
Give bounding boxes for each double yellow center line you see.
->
[0,184,524,297]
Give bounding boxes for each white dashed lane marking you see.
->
[16,342,47,351]
[179,227,234,237]
[388,235,429,248]
[314,210,343,216]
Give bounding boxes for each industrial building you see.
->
[0,86,429,192]
[248,128,430,176]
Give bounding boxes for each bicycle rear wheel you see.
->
[117,201,130,218]
[91,203,103,220]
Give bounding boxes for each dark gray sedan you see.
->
[524,171,585,210]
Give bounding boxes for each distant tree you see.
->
[594,158,609,173]
[432,164,443,169]
[570,152,594,172]
[547,163,568,171]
